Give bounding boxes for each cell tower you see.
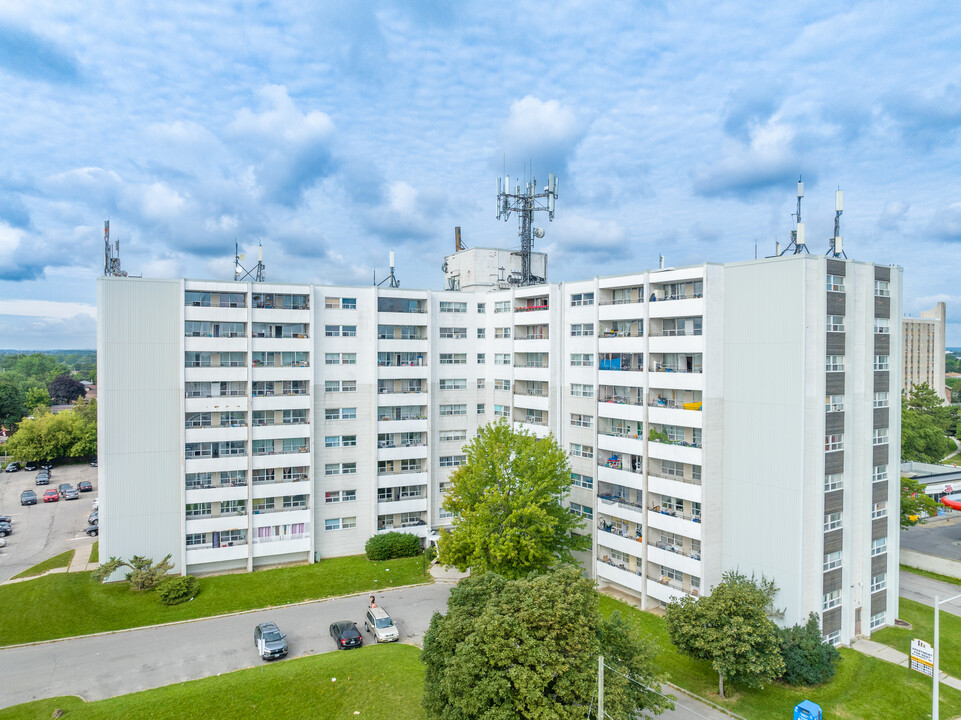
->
[234,241,265,282]
[826,189,847,258]
[103,220,127,277]
[377,250,400,288]
[780,176,808,255]
[495,171,558,286]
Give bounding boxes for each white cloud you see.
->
[0,299,95,319]
[501,96,587,174]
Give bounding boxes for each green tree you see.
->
[47,373,87,405]
[12,353,69,385]
[664,571,785,698]
[24,386,51,413]
[902,388,951,463]
[0,377,26,428]
[94,555,174,589]
[778,613,840,685]
[3,399,97,462]
[901,476,938,528]
[438,419,591,578]
[422,567,670,720]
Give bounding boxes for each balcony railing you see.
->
[378,388,425,394]
[377,360,426,367]
[650,437,702,449]
[598,430,642,441]
[599,298,643,306]
[253,473,309,485]
[254,532,308,544]
[252,504,308,515]
[515,304,549,312]
[599,457,643,474]
[600,330,643,338]
[378,467,425,476]
[649,398,702,411]
[649,505,701,523]
[598,494,645,513]
[647,574,698,595]
[648,469,701,486]
[650,365,703,374]
[514,388,548,397]
[377,440,427,448]
[598,526,643,543]
[648,329,702,337]
[597,557,643,576]
[654,542,701,561]
[599,395,643,406]
[186,480,247,490]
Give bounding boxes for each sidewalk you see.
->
[428,563,468,583]
[2,541,98,585]
[851,637,961,691]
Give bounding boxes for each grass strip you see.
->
[0,554,428,646]
[872,596,961,679]
[901,564,961,588]
[88,541,98,564]
[0,642,424,720]
[599,595,961,719]
[11,550,75,579]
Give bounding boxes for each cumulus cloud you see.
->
[500,96,587,176]
[545,214,627,262]
[365,181,445,244]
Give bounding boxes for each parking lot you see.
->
[0,462,98,583]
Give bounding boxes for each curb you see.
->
[0,580,437,650]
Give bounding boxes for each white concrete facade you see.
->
[97,253,900,644]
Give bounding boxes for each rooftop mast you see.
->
[103,220,127,277]
[234,241,266,282]
[495,171,558,286]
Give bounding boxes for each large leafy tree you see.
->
[3,399,97,461]
[778,613,840,685]
[0,377,26,429]
[47,373,87,405]
[902,383,952,463]
[901,476,938,528]
[664,571,785,698]
[422,566,670,720]
[438,419,591,578]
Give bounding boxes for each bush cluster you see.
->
[778,613,840,686]
[365,532,421,561]
[157,575,200,605]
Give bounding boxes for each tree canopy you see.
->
[422,566,670,720]
[901,476,938,528]
[48,373,87,405]
[902,383,951,463]
[3,398,97,462]
[664,571,785,698]
[438,419,591,578]
[778,613,840,686]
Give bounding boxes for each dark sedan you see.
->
[0,522,11,537]
[84,524,99,537]
[35,473,50,486]
[5,462,19,472]
[77,480,93,493]
[329,621,363,650]
[21,490,37,506]
[23,462,37,471]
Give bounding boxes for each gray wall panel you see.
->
[826,332,846,355]
[871,591,887,614]
[875,296,890,318]
[824,529,843,553]
[873,444,890,466]
[874,372,889,392]
[872,518,887,540]
[874,334,890,355]
[825,451,844,475]
[826,412,844,434]
[822,607,841,633]
[872,480,888,503]
[872,553,887,575]
[874,407,889,430]
[823,568,842,593]
[826,292,846,316]
[827,260,846,277]
[824,490,844,514]
[875,266,890,281]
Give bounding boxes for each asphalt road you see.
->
[900,568,961,616]
[0,462,98,582]
[0,582,452,709]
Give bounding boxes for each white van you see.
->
[365,606,399,643]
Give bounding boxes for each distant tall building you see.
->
[98,253,901,646]
[903,302,946,400]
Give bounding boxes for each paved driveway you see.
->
[0,462,98,582]
[900,568,961,617]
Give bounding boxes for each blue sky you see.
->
[0,1,959,349]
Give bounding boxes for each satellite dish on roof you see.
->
[533,227,545,238]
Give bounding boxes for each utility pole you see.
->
[598,655,604,719]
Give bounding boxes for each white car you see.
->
[92,498,99,510]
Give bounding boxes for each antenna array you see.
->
[780,177,809,255]
[826,189,846,258]
[103,220,127,277]
[234,241,266,282]
[495,172,558,286]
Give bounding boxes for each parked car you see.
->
[41,461,53,470]
[88,511,98,525]
[23,461,37,471]
[63,487,79,500]
[5,462,19,472]
[329,621,363,649]
[21,489,37,506]
[254,622,288,660]
[0,522,11,537]
[77,480,93,493]
[58,483,72,497]
[0,515,11,524]
[89,456,97,467]
[365,606,400,643]
[35,474,49,486]
[0,537,6,548]
[42,489,59,503]
[84,524,99,537]
[92,498,99,510]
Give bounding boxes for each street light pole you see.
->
[934,592,961,720]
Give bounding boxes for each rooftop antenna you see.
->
[780,176,809,255]
[455,226,465,252]
[234,241,266,282]
[377,250,400,288]
[826,188,847,258]
[495,170,558,286]
[103,220,127,277]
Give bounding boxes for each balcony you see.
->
[646,577,693,604]
[252,480,311,499]
[648,544,702,578]
[376,497,428,515]
[597,528,645,558]
[186,543,248,565]
[597,464,644,493]
[647,473,702,503]
[647,439,702,465]
[647,508,702,540]
[598,495,645,525]
[596,558,644,593]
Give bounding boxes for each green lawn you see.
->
[0,642,424,720]
[873,597,961,679]
[599,595,961,720]
[0,555,428,646]
[11,550,75,579]
[89,541,99,564]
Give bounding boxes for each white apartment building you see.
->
[97,252,901,644]
[903,302,946,401]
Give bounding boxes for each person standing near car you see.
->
[369,595,377,608]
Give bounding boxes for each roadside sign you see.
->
[911,638,934,677]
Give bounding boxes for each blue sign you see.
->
[794,700,822,720]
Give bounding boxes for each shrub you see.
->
[157,575,200,606]
[365,532,421,561]
[778,613,840,685]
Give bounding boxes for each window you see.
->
[324,518,341,531]
[662,495,684,513]
[825,433,843,451]
[570,323,594,337]
[221,500,246,515]
[495,327,511,339]
[325,436,340,448]
[439,455,466,467]
[494,300,511,313]
[325,297,356,309]
[476,379,486,389]
[569,502,593,519]
[827,315,845,332]
[571,292,594,306]
[824,512,842,531]
[494,353,511,365]
[281,494,307,510]
[874,355,889,371]
[186,533,206,547]
[570,443,593,459]
[440,301,467,313]
[872,501,888,519]
[873,465,888,483]
[325,353,340,365]
[440,429,466,442]
[823,630,841,645]
[494,404,509,417]
[494,379,510,391]
[186,503,211,518]
[823,590,841,611]
[824,473,843,491]
[439,327,467,339]
[570,353,593,367]
[875,279,890,297]
[477,303,486,313]
[440,404,467,416]
[873,428,888,446]
[826,274,845,292]
[871,537,887,556]
[609,548,629,564]
[440,353,467,364]
[874,391,889,408]
[477,403,486,414]
[823,550,842,571]
[870,612,885,630]
[477,328,486,339]
[571,472,593,489]
[439,378,467,390]
[476,353,486,364]
[874,318,890,334]
[826,355,844,372]
[570,413,593,428]
[825,394,844,412]
[571,383,594,398]
[325,325,340,337]
[325,463,356,476]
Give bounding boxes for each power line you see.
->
[602,663,720,720]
